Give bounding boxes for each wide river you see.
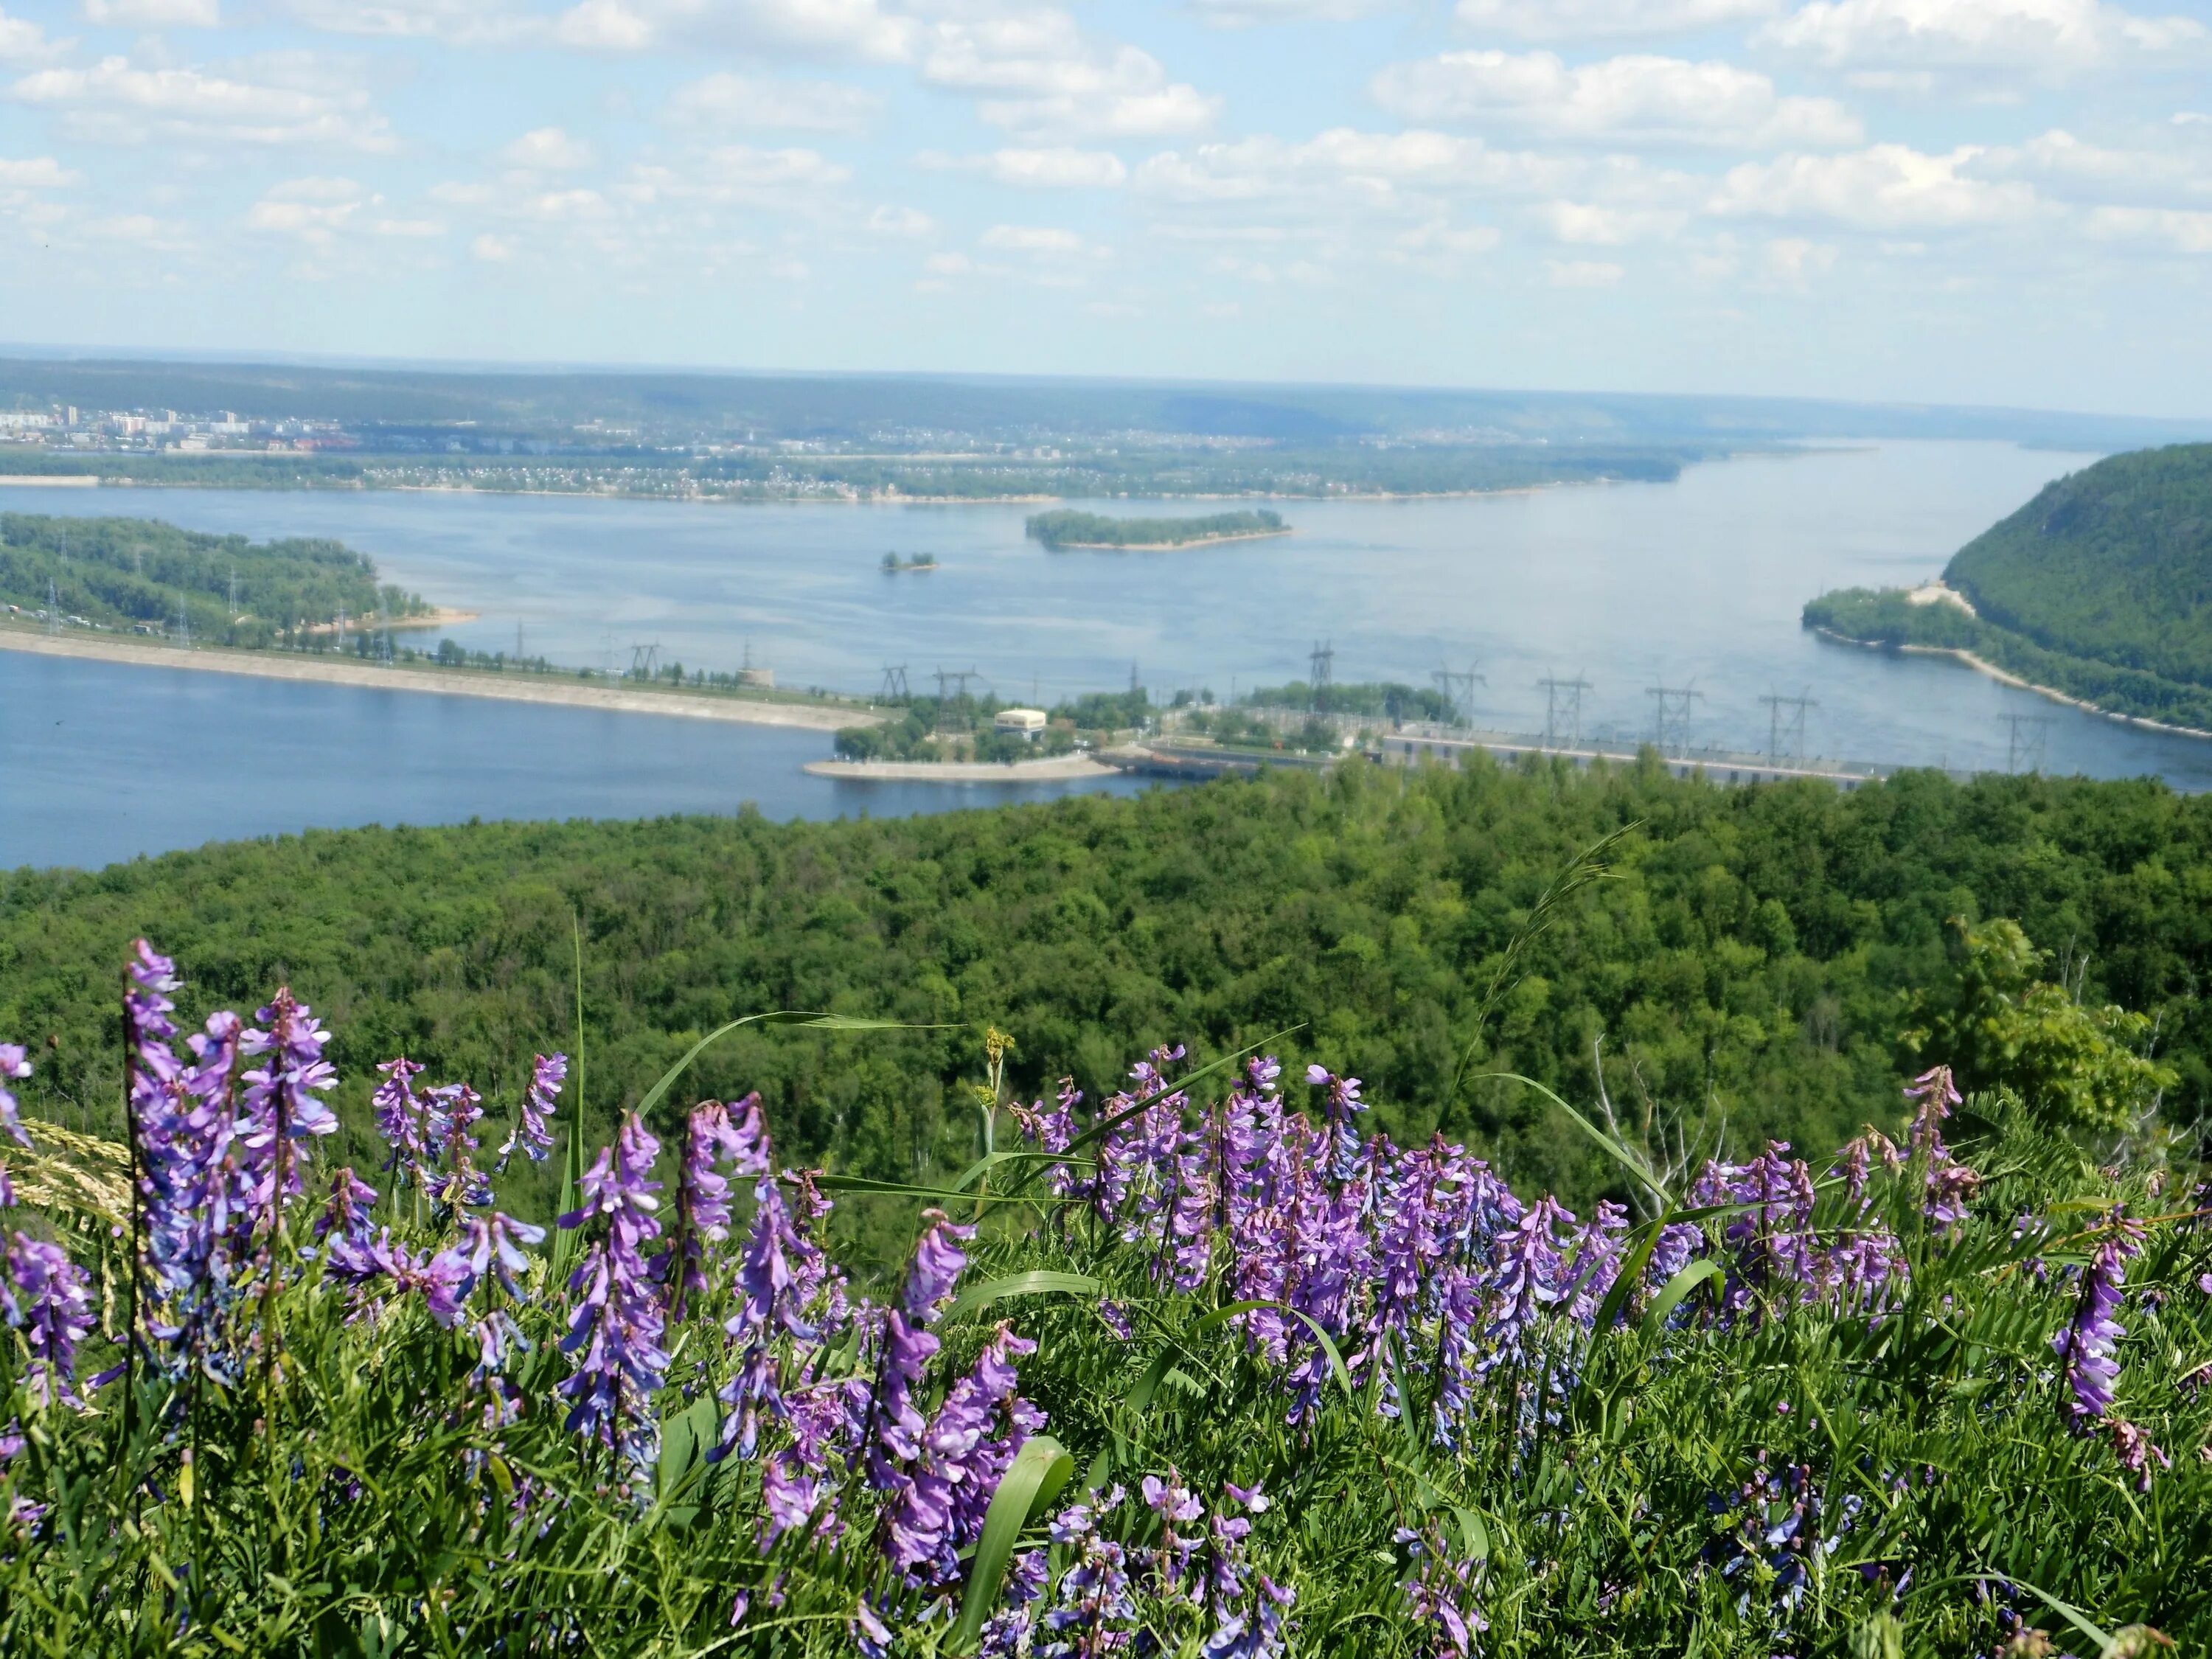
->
[7,439,2211,872]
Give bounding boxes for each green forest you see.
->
[1024,509,1287,548]
[1804,445,2212,731]
[4,757,2204,1229]
[0,512,429,646]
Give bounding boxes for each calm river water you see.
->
[7,439,2211,872]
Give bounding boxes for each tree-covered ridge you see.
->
[4,760,2207,1218]
[0,512,429,646]
[1025,509,1287,548]
[1945,444,2212,690]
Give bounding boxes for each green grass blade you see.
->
[953,1434,1074,1652]
[1472,1069,1672,1208]
[1590,1217,1666,1334]
[947,1271,1103,1322]
[1640,1259,1720,1337]
[632,1012,944,1122]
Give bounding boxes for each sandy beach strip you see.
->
[803,754,1118,782]
[0,627,881,732]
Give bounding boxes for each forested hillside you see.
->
[0,512,428,644]
[1947,444,2212,686]
[4,759,2203,1219]
[1804,445,2212,728]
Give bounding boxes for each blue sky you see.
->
[0,0,2208,414]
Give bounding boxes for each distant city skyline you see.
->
[0,0,2208,417]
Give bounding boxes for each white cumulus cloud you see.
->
[0,8,70,65]
[85,0,222,26]
[1454,0,1779,40]
[923,10,1220,139]
[1710,142,2039,229]
[1373,51,1863,147]
[1760,0,2206,74]
[10,54,394,148]
[664,71,881,133]
[502,126,597,170]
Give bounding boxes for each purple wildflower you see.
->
[496,1051,567,1170]
[1399,1524,1486,1658]
[1305,1064,1367,1182]
[557,1112,668,1472]
[717,1164,830,1462]
[866,1209,975,1492]
[313,1167,380,1245]
[2110,1420,2171,1491]
[2053,1212,2143,1422]
[0,1043,30,1150]
[237,988,339,1229]
[883,1323,1042,1586]
[656,1094,768,1318]
[2,1232,94,1406]
[371,1057,428,1179]
[1482,1195,1570,1377]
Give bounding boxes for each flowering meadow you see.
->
[1,941,2209,1657]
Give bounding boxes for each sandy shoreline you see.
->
[1811,626,2212,742]
[804,754,1118,782]
[0,627,880,732]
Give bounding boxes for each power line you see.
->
[1758,691,1819,763]
[1535,672,1592,749]
[934,667,981,734]
[877,663,910,702]
[2002,712,2053,774]
[1308,640,1335,709]
[629,641,662,679]
[1430,663,1486,727]
[1646,681,1705,756]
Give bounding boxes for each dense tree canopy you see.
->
[4,758,2204,1226]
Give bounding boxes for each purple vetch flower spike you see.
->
[1304,1065,1367,1182]
[865,1210,975,1498]
[980,1547,1051,1657]
[655,1096,762,1317]
[235,990,341,1239]
[372,1057,428,1178]
[1481,1195,1570,1378]
[1399,1524,1486,1659]
[716,1165,833,1465]
[313,1167,380,1245]
[2053,1211,2144,1422]
[1905,1064,1962,1110]
[883,1323,1042,1587]
[497,1051,567,1170]
[557,1112,669,1474]
[2110,1419,2171,1491]
[2,1232,95,1407]
[0,1043,30,1150]
[1141,1467,1206,1599]
[422,1082,481,1167]
[1561,1200,1630,1327]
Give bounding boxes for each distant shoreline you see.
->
[1810,625,2212,742]
[1046,528,1293,551]
[804,754,1119,782]
[0,626,880,732]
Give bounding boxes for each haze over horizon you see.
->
[0,0,2208,417]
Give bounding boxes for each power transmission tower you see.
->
[1430,664,1486,728]
[174,593,191,649]
[877,664,910,702]
[1308,640,1335,709]
[1130,661,1141,695]
[228,566,239,617]
[1535,673,1592,749]
[934,667,981,734]
[2003,712,2053,774]
[515,621,526,661]
[335,605,348,651]
[1646,682,1705,755]
[1759,692,1818,763]
[630,641,662,679]
[46,577,60,636]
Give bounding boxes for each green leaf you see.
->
[1994,1575,2114,1655]
[1126,1298,1353,1418]
[1472,1070,1671,1208]
[1590,1216,1666,1335]
[947,1271,1103,1322]
[633,1012,942,1122]
[1640,1259,1720,1338]
[953,1435,1075,1652]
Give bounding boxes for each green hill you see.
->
[1805,443,2212,730]
[1948,443,2212,686]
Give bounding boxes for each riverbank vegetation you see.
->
[1025,509,1287,549]
[0,512,428,646]
[1804,445,2212,732]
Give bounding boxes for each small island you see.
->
[880,551,939,572]
[1024,508,1288,550]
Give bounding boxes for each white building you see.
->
[993,707,1048,741]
